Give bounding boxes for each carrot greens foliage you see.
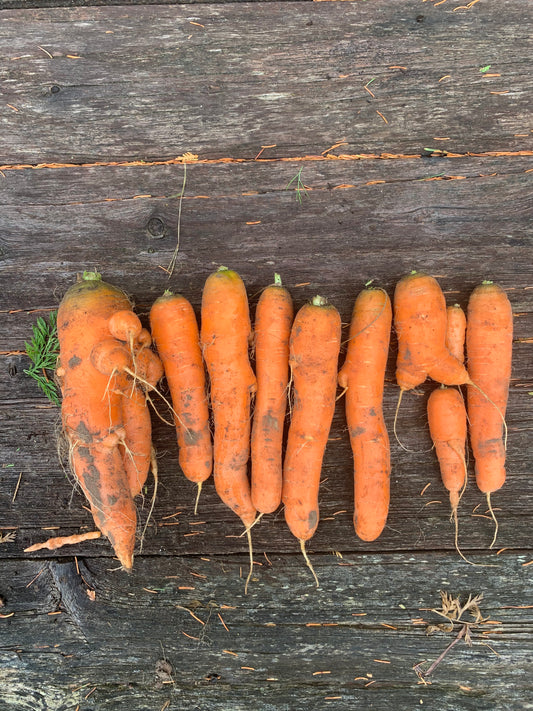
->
[24,312,60,405]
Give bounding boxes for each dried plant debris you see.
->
[414,591,495,680]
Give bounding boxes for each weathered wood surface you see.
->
[0,2,532,163]
[1,554,532,710]
[0,1,532,709]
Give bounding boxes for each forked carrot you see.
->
[150,291,213,511]
[394,271,470,390]
[337,286,392,542]
[251,274,293,514]
[282,295,341,586]
[201,267,257,591]
[466,281,513,546]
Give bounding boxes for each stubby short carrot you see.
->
[200,267,257,529]
[338,287,392,542]
[150,291,212,510]
[282,295,341,585]
[251,274,293,514]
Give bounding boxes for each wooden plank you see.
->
[1,156,532,314]
[0,2,532,164]
[0,554,531,710]
[0,156,531,560]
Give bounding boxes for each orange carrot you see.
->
[466,281,513,544]
[56,271,152,570]
[445,304,467,364]
[120,383,153,498]
[150,291,213,509]
[282,295,341,585]
[427,386,468,558]
[394,271,470,390]
[200,267,257,529]
[251,274,293,514]
[338,287,392,542]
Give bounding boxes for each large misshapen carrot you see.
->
[56,271,159,570]
[200,267,257,529]
[466,281,513,544]
[282,295,341,585]
[338,286,392,542]
[150,291,213,509]
[251,274,293,514]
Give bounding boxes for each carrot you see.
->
[56,271,152,570]
[394,271,470,390]
[445,304,467,364]
[120,383,153,498]
[250,274,293,514]
[150,291,213,510]
[201,267,256,591]
[282,295,341,586]
[466,281,513,545]
[427,386,469,560]
[337,287,392,542]
[24,531,101,552]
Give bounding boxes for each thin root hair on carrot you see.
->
[244,528,254,595]
[139,447,158,554]
[239,512,264,536]
[194,481,202,516]
[123,367,192,436]
[486,492,499,549]
[393,389,434,454]
[468,380,508,450]
[300,539,319,588]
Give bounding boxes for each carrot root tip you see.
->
[300,539,319,589]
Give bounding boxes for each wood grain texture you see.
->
[0,2,532,709]
[0,555,532,710]
[0,1,532,163]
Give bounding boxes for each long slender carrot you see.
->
[337,287,392,542]
[200,267,257,528]
[251,274,293,514]
[150,291,213,510]
[466,281,513,545]
[282,295,341,585]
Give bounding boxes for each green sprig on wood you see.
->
[24,312,60,405]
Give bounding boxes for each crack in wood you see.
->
[1,150,532,174]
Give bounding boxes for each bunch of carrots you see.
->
[26,268,512,587]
